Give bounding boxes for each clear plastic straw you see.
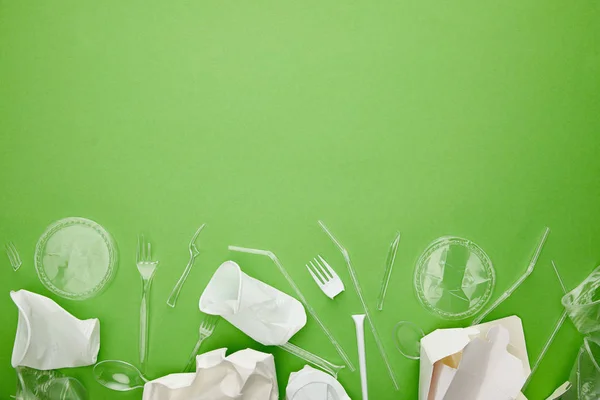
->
[552,260,568,294]
[472,227,550,325]
[522,260,569,390]
[279,342,345,378]
[318,220,400,391]
[228,245,355,372]
[377,232,401,311]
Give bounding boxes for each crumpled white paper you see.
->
[199,261,307,346]
[419,315,530,400]
[142,348,278,400]
[286,365,351,400]
[10,289,100,370]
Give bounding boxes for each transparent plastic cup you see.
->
[561,336,600,400]
[562,265,600,335]
[15,367,88,400]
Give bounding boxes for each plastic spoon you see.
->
[93,360,149,391]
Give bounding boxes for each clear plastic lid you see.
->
[35,217,117,300]
[414,236,495,320]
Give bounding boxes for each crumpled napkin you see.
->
[142,348,278,400]
[199,261,307,346]
[10,289,100,370]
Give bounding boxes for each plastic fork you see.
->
[136,235,159,373]
[167,224,206,308]
[306,256,345,299]
[183,315,219,372]
[5,242,22,271]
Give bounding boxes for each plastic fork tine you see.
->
[312,258,328,280]
[147,243,151,261]
[306,263,323,285]
[318,255,337,278]
[315,258,333,281]
[6,242,22,271]
[5,245,14,266]
[310,261,327,284]
[5,243,13,263]
[15,245,22,266]
[202,321,215,334]
[137,235,142,262]
[310,260,328,283]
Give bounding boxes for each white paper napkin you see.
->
[142,348,278,400]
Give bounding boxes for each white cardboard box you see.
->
[419,315,531,400]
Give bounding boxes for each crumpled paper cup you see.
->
[11,289,100,370]
[199,261,307,346]
[142,348,278,400]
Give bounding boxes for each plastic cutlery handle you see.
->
[377,232,401,311]
[167,258,194,308]
[353,314,368,400]
[140,280,152,373]
[183,337,205,372]
[473,227,550,325]
[279,342,345,378]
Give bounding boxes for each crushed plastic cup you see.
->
[15,367,88,400]
[560,336,600,400]
[562,265,600,335]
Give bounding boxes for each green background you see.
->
[1,0,599,398]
